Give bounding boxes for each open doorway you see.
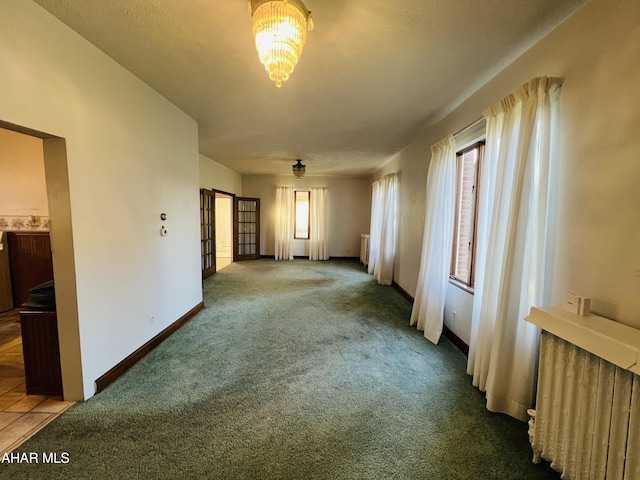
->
[0,129,52,397]
[215,192,233,271]
[0,126,74,448]
[200,190,261,276]
[0,120,81,404]
[200,189,235,279]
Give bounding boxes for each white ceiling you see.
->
[33,0,586,176]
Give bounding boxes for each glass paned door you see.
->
[200,189,216,278]
[234,197,260,261]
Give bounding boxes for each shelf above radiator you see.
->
[525,306,640,374]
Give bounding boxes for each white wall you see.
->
[199,154,243,195]
[0,128,48,216]
[382,0,640,341]
[215,196,232,253]
[242,175,372,258]
[0,1,202,400]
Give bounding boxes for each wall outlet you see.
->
[452,310,457,325]
[150,314,156,326]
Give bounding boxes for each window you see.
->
[294,190,310,239]
[450,141,484,291]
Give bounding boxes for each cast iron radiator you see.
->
[530,331,639,479]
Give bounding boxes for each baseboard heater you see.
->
[526,307,640,480]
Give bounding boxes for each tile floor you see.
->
[0,309,74,454]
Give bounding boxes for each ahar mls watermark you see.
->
[1,452,70,464]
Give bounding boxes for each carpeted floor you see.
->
[1,259,558,479]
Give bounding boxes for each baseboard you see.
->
[392,281,414,304]
[95,301,205,393]
[328,256,359,261]
[443,326,469,356]
[392,281,469,357]
[260,255,359,261]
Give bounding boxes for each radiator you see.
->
[527,309,640,480]
[360,234,369,267]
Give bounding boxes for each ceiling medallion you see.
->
[248,0,314,87]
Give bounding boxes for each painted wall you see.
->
[0,128,49,230]
[199,154,243,195]
[382,0,640,341]
[215,196,232,254]
[242,175,372,258]
[0,1,202,399]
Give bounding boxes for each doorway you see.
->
[215,192,233,271]
[0,120,82,403]
[0,126,74,449]
[200,189,236,279]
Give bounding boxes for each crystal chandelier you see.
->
[292,159,306,180]
[249,0,314,87]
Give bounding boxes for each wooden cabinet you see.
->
[20,310,63,396]
[7,232,53,307]
[0,233,13,312]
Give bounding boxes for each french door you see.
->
[234,197,260,261]
[200,188,216,278]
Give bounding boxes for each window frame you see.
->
[449,140,484,293]
[293,190,310,240]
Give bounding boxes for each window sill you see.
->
[449,277,474,295]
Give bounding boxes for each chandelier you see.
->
[292,159,306,180]
[249,0,314,87]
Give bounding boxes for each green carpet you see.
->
[2,259,558,479]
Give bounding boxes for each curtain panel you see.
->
[309,187,329,260]
[274,186,294,260]
[410,135,456,344]
[467,76,563,421]
[369,173,398,285]
[368,181,382,275]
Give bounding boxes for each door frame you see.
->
[0,120,83,401]
[213,189,235,270]
[200,189,237,278]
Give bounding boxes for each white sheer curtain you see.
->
[368,181,382,275]
[467,77,563,421]
[309,187,328,260]
[274,186,294,260]
[410,136,456,344]
[368,173,398,285]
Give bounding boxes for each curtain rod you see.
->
[454,117,484,137]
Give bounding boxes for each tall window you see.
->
[294,190,310,239]
[450,141,484,290]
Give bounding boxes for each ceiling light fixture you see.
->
[248,0,314,88]
[292,159,306,180]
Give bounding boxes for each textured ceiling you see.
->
[33,0,586,176]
